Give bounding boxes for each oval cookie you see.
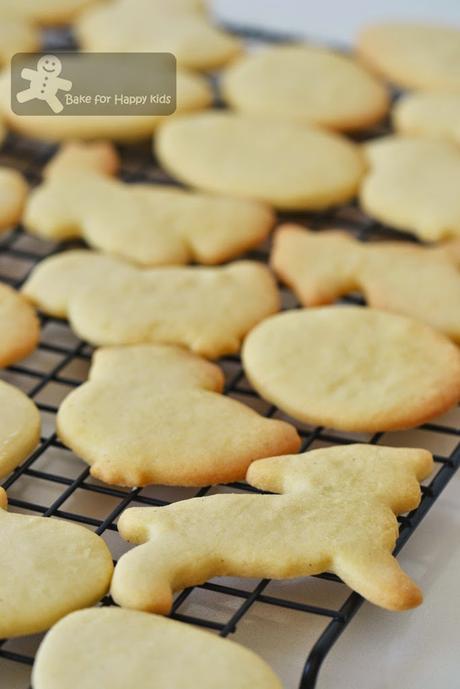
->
[156,111,365,210]
[242,306,460,432]
[393,91,460,145]
[0,380,40,478]
[32,607,282,689]
[223,44,389,131]
[0,282,40,366]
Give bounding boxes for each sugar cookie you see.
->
[0,16,39,66]
[223,44,389,131]
[1,0,98,25]
[0,67,212,142]
[0,282,40,366]
[357,23,460,91]
[242,306,460,432]
[32,608,282,689]
[393,91,460,145]
[76,0,241,71]
[156,111,366,210]
[25,141,273,266]
[0,487,113,637]
[22,250,280,358]
[58,344,299,487]
[271,224,460,342]
[361,136,460,241]
[112,444,433,614]
[0,380,40,478]
[0,167,28,233]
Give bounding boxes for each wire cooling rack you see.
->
[0,24,459,689]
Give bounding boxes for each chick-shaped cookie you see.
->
[24,141,273,266]
[112,444,433,615]
[0,281,40,365]
[32,608,282,689]
[57,344,300,487]
[0,380,40,478]
[271,224,460,342]
[22,250,279,358]
[0,487,113,637]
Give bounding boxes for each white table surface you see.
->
[211,2,460,688]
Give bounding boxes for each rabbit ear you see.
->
[247,453,311,494]
[0,487,7,510]
[43,141,120,179]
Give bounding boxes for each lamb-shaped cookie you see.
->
[0,487,113,637]
[57,344,300,487]
[22,250,279,358]
[111,444,433,615]
[32,608,282,689]
[271,224,460,342]
[24,141,273,266]
[0,380,40,478]
[0,281,40,365]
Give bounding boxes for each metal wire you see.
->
[0,25,458,689]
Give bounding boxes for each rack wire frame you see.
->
[0,24,459,689]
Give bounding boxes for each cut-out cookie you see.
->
[0,167,28,233]
[242,306,460,432]
[393,91,460,145]
[0,16,39,66]
[22,250,280,358]
[271,224,460,342]
[112,444,433,614]
[1,0,97,25]
[76,0,241,71]
[357,23,460,91]
[0,380,40,478]
[156,111,366,210]
[58,344,300,487]
[33,608,282,689]
[223,44,389,131]
[361,136,460,241]
[0,487,113,637]
[25,141,274,266]
[0,67,212,141]
[0,282,40,366]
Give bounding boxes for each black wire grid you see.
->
[0,25,459,689]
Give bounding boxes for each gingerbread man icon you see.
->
[16,55,72,114]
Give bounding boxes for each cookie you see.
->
[271,224,460,342]
[361,135,460,241]
[1,0,97,25]
[58,344,299,487]
[112,444,432,614]
[32,607,282,689]
[156,111,366,210]
[0,166,28,233]
[0,282,40,366]
[0,487,113,637]
[357,23,460,91]
[25,141,274,266]
[0,67,212,142]
[393,91,460,145]
[22,250,280,358]
[76,0,241,71]
[222,44,389,131]
[0,380,40,478]
[242,306,460,432]
[0,15,39,66]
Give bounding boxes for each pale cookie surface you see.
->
[0,487,113,637]
[393,91,460,145]
[0,282,40,366]
[0,380,40,478]
[0,16,39,66]
[22,250,280,358]
[272,224,460,342]
[32,607,282,689]
[1,0,97,24]
[0,167,28,233]
[112,444,433,614]
[223,44,389,131]
[361,136,460,241]
[76,0,241,71]
[0,67,212,141]
[242,306,460,432]
[156,111,366,210]
[357,23,460,90]
[25,141,273,266]
[58,344,299,487]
